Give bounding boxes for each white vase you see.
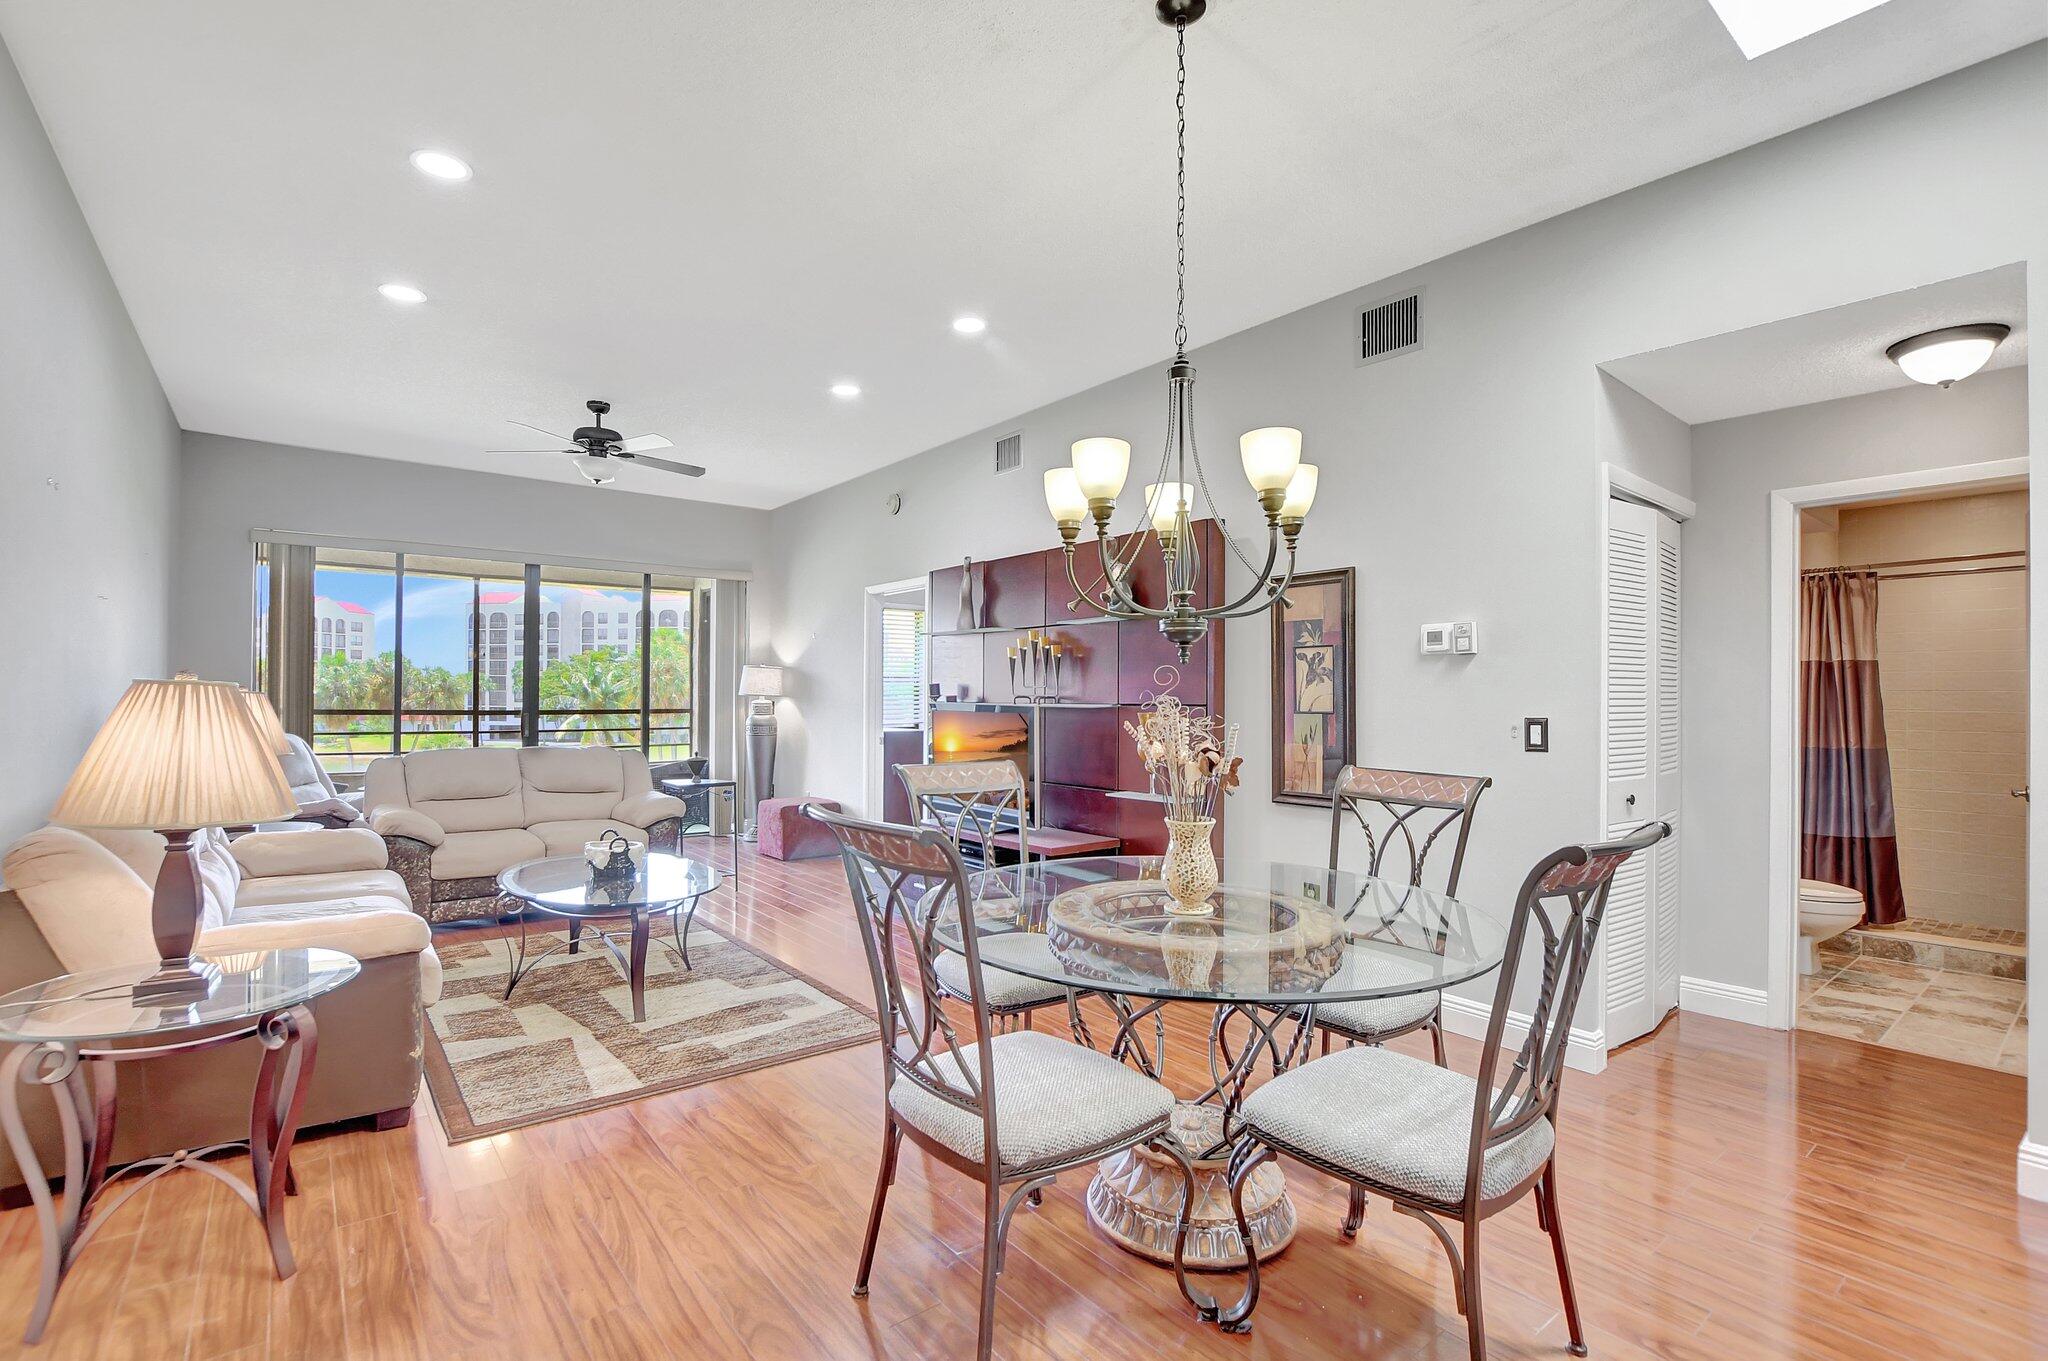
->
[1162,817,1218,917]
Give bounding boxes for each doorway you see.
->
[862,576,928,820]
[1782,478,2030,1071]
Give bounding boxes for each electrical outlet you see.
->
[1302,881,1322,902]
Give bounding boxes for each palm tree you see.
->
[540,649,640,744]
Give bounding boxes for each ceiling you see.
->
[1603,264,2029,424]
[3,2,2041,509]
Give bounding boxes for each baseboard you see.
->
[1678,975,1771,1028]
[2018,1138,2048,1203]
[1438,994,1606,1074]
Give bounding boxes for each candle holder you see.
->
[1012,632,1070,703]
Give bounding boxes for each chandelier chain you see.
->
[1174,17,1188,357]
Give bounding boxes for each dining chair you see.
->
[804,804,1196,1361]
[1217,820,1672,1358]
[1314,766,1490,1235]
[896,759,1068,1031]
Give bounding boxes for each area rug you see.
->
[422,924,875,1141]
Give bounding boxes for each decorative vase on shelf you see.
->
[1162,817,1218,917]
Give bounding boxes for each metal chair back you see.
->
[1328,766,1491,896]
[805,803,1004,1169]
[898,759,1031,866]
[1466,820,1671,1199]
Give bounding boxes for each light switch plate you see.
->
[1451,622,1477,654]
[1523,717,1549,753]
[1419,623,1452,654]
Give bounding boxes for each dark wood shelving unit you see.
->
[927,524,1227,856]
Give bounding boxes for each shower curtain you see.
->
[1800,570,1906,925]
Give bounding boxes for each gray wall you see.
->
[1685,367,2030,989]
[173,432,771,776]
[758,47,2047,1040]
[0,38,179,846]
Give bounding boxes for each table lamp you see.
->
[739,664,787,842]
[50,675,296,1002]
[242,688,294,761]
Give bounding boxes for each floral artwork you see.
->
[1124,695,1241,823]
[1271,568,1355,806]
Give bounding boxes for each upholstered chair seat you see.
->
[888,1030,1176,1171]
[1241,1045,1555,1205]
[933,942,1067,1012]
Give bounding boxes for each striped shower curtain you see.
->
[1800,570,1906,925]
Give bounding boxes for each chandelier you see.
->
[1043,0,1319,662]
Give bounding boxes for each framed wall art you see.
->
[1271,567,1355,807]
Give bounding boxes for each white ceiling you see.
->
[3,1,2041,508]
[1603,264,2029,424]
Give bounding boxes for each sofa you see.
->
[363,745,688,923]
[0,823,441,1201]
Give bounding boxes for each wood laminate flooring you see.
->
[2,842,2044,1359]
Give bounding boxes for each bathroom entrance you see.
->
[1792,484,2029,1072]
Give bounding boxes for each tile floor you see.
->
[1798,955,2027,1073]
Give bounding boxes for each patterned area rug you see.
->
[422,924,875,1141]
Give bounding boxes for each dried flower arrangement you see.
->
[1123,695,1242,823]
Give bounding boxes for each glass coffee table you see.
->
[496,852,723,1023]
[0,946,359,1344]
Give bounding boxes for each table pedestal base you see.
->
[1086,1103,1293,1270]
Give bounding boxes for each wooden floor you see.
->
[4,842,2045,1360]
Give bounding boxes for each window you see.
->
[880,605,926,730]
[256,543,710,774]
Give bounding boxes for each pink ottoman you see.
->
[758,797,844,861]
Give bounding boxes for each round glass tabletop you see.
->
[0,947,361,1045]
[929,856,1511,1007]
[497,851,722,916]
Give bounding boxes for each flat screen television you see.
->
[929,704,1035,819]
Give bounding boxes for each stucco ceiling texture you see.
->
[2,0,2040,506]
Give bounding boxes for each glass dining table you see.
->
[929,854,1513,1278]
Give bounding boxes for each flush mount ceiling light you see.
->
[377,282,426,304]
[1886,323,2011,389]
[951,315,988,335]
[830,381,862,398]
[1705,0,1892,60]
[1042,0,1318,663]
[408,149,473,181]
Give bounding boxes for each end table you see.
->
[0,947,360,1344]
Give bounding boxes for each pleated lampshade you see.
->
[51,676,296,830]
[241,688,294,756]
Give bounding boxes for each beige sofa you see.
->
[0,824,441,1201]
[363,745,687,923]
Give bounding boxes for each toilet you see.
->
[1798,878,1867,973]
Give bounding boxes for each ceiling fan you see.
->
[489,399,705,484]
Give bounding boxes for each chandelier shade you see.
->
[1071,437,1133,503]
[1043,468,1090,524]
[1238,427,1303,493]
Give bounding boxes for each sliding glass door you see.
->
[257,543,709,775]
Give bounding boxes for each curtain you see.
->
[1800,570,1906,925]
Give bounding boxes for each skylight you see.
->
[1706,0,1892,59]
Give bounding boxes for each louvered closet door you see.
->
[1603,498,1681,1046]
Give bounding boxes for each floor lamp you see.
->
[49,675,296,1002]
[739,664,786,842]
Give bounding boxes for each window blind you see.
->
[880,607,926,730]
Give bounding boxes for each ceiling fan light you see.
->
[571,454,615,486]
[1071,437,1131,502]
[1886,323,2010,388]
[1239,426,1303,493]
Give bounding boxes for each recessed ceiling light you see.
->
[409,149,472,181]
[1886,323,2010,389]
[378,282,426,304]
[1705,0,1891,60]
[951,315,987,336]
[830,382,862,398]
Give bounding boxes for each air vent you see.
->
[993,431,1023,475]
[1359,290,1422,365]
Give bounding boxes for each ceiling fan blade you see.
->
[627,453,707,478]
[615,434,674,454]
[508,419,576,443]
[487,447,579,455]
